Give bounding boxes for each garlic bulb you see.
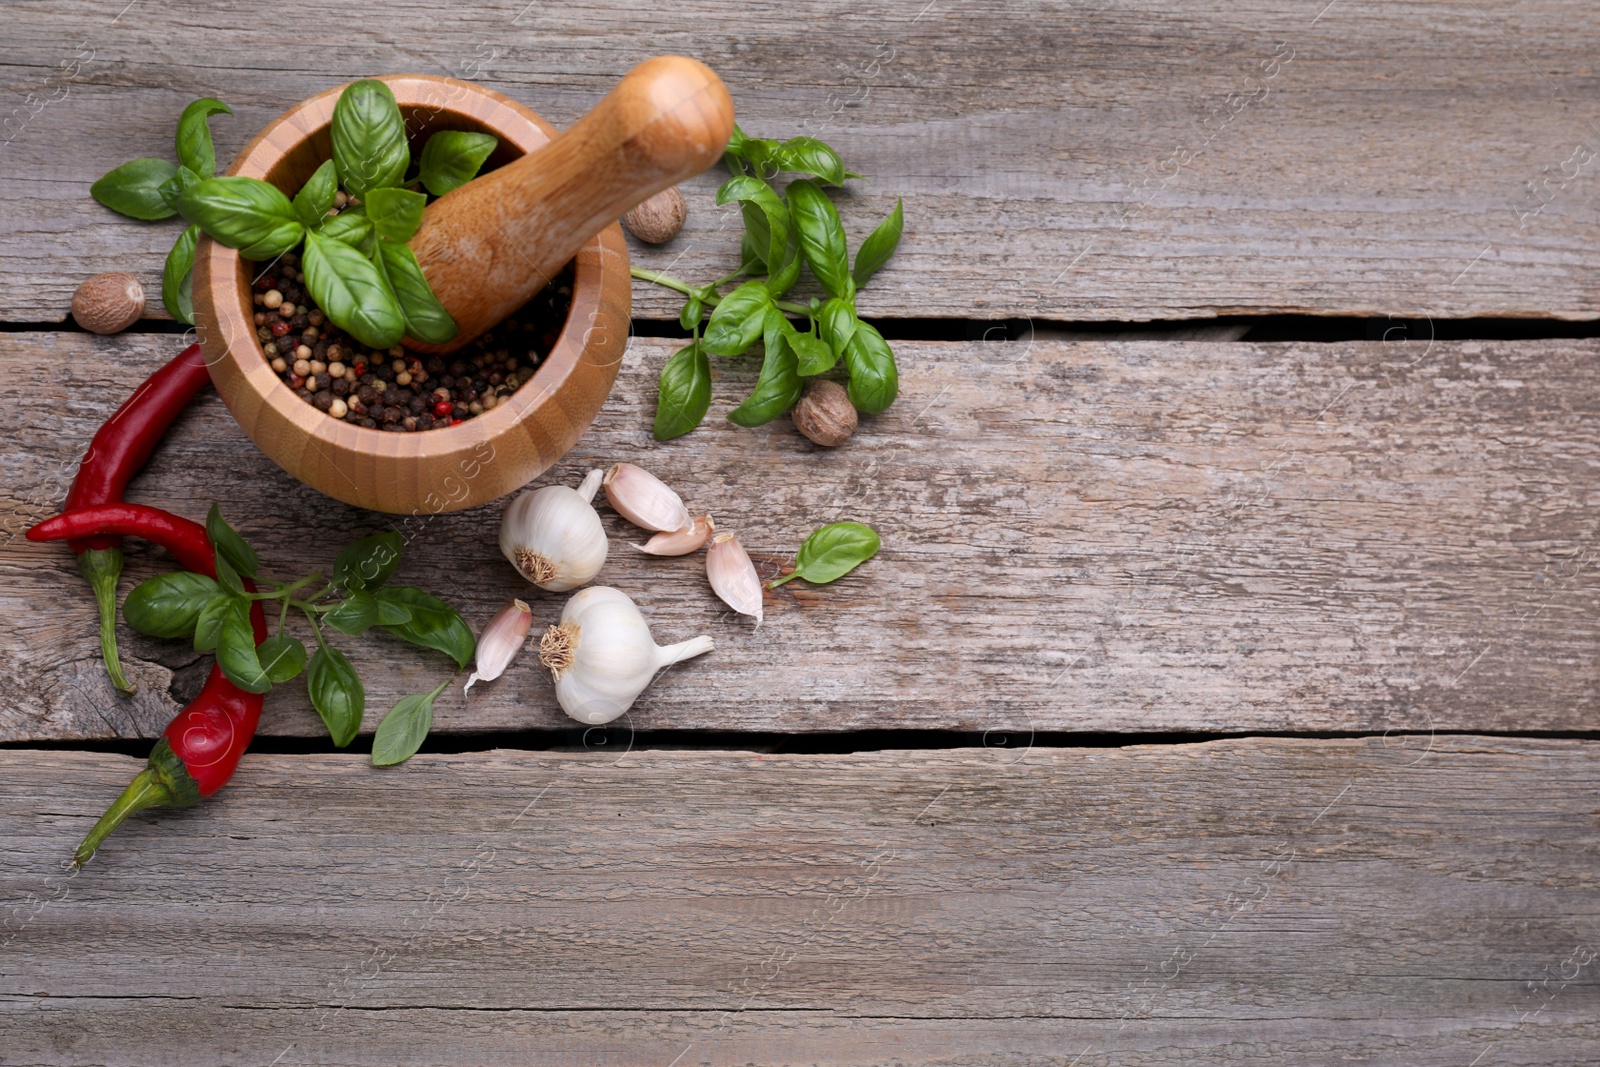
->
[636,514,715,556]
[464,599,533,694]
[538,586,713,724]
[603,463,690,532]
[706,532,764,623]
[500,469,607,591]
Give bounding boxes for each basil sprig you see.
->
[636,126,903,439]
[768,522,881,588]
[90,84,498,343]
[120,503,473,765]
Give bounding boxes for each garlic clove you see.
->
[635,514,715,556]
[705,532,765,624]
[539,586,713,724]
[603,463,691,533]
[499,471,609,591]
[464,598,533,694]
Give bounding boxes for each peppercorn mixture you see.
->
[250,252,574,432]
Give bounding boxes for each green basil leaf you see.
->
[786,179,853,300]
[91,158,179,220]
[206,502,260,578]
[678,296,703,331]
[123,571,220,639]
[302,230,405,350]
[158,165,202,215]
[319,210,375,255]
[843,320,899,415]
[212,551,245,596]
[293,159,339,230]
[371,686,442,766]
[702,280,771,357]
[773,136,846,185]
[739,229,766,274]
[365,186,427,243]
[725,127,779,171]
[324,590,380,636]
[175,97,232,177]
[418,130,498,196]
[375,597,414,626]
[770,521,880,588]
[331,79,409,196]
[257,633,308,684]
[193,593,244,653]
[789,325,836,377]
[375,586,475,669]
[727,308,802,427]
[766,230,803,298]
[332,531,403,591]
[819,296,859,362]
[717,176,789,278]
[162,224,200,325]
[216,611,271,694]
[375,241,458,344]
[179,176,303,260]
[307,643,365,747]
[653,341,712,441]
[852,197,903,287]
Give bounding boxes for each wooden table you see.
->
[4,3,1598,1063]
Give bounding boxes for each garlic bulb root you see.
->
[499,470,608,591]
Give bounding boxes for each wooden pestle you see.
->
[407,56,734,352]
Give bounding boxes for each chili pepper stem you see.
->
[76,547,134,696]
[73,739,201,868]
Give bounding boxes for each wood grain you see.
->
[3,332,1599,741]
[5,1,1600,324]
[3,739,1597,1064]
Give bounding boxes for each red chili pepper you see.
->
[28,504,266,866]
[63,343,211,695]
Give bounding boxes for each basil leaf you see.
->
[374,586,475,669]
[179,176,303,260]
[766,231,803,297]
[158,165,202,215]
[123,571,220,638]
[193,593,244,653]
[769,521,880,588]
[365,186,427,243]
[307,644,365,747]
[843,320,899,415]
[773,136,847,185]
[678,296,703,331]
[702,280,771,357]
[216,611,271,694]
[371,686,443,766]
[374,597,413,626]
[331,79,409,196]
[739,229,766,274]
[418,130,498,196]
[788,326,836,377]
[293,159,338,230]
[302,230,405,350]
[727,308,802,427]
[257,634,308,684]
[319,210,375,254]
[175,97,232,177]
[376,241,458,345]
[91,158,179,220]
[162,224,200,325]
[653,341,712,441]
[786,179,853,300]
[332,531,403,591]
[819,296,859,362]
[852,197,903,287]
[206,503,260,578]
[324,590,380,636]
[717,176,789,278]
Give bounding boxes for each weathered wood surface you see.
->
[4,333,1599,741]
[5,1,1600,323]
[3,739,1597,1064]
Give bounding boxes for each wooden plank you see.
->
[4,1,1600,322]
[4,332,1600,741]
[3,739,1597,1063]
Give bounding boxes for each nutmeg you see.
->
[791,379,857,447]
[71,272,145,334]
[622,185,688,244]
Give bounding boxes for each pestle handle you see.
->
[408,56,735,352]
